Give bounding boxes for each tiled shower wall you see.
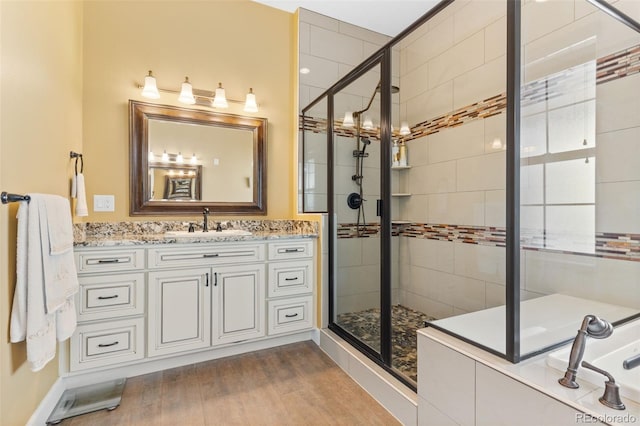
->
[298,9,394,315]
[299,9,390,213]
[395,0,509,317]
[301,1,640,319]
[396,0,640,319]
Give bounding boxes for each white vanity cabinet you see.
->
[70,248,146,372]
[147,268,211,357]
[266,240,315,335]
[211,263,265,345]
[69,237,315,375]
[147,242,267,355]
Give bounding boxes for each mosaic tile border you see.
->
[597,44,640,85]
[337,222,640,262]
[301,43,640,142]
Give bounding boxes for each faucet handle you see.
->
[581,361,626,410]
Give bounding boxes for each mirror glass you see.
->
[130,100,267,215]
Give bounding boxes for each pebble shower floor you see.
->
[337,305,435,382]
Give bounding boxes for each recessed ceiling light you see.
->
[300,67,310,74]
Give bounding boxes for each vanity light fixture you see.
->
[244,88,258,113]
[176,152,184,164]
[190,153,197,165]
[362,116,374,130]
[141,70,161,99]
[148,150,155,162]
[138,72,260,111]
[399,121,411,136]
[212,82,228,108]
[343,112,355,128]
[178,77,196,104]
[161,150,169,162]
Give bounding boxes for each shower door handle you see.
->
[376,199,383,217]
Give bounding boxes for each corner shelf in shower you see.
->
[391,193,411,197]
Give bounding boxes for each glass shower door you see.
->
[332,63,384,357]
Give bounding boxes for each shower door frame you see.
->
[325,50,395,375]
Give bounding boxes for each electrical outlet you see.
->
[94,195,115,212]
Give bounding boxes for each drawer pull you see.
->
[285,313,299,318]
[284,277,298,281]
[97,259,121,264]
[203,253,219,258]
[283,248,302,253]
[97,341,119,348]
[97,295,119,300]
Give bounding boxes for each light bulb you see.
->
[212,82,228,108]
[400,121,411,136]
[176,152,184,164]
[161,150,169,162]
[148,150,155,162]
[343,112,354,128]
[244,88,258,112]
[178,77,196,104]
[190,153,197,165]
[141,70,160,99]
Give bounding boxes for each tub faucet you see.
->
[558,314,614,389]
[203,208,210,232]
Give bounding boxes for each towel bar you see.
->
[1,192,31,204]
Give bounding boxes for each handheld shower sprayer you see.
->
[558,314,614,389]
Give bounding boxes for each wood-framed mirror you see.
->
[129,100,267,215]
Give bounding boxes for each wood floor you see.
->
[64,341,400,425]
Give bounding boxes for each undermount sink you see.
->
[164,229,252,239]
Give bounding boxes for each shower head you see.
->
[360,137,371,146]
[585,315,614,339]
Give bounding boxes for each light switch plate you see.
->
[94,195,115,212]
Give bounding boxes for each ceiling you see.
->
[252,0,440,37]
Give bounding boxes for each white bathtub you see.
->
[431,294,637,355]
[547,319,640,404]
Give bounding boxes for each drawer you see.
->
[267,295,313,335]
[70,317,144,372]
[75,248,145,274]
[268,260,314,298]
[148,242,264,268]
[267,239,314,261]
[77,273,145,322]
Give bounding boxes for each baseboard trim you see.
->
[27,378,65,426]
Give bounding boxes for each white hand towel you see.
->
[75,173,88,217]
[37,195,78,313]
[10,200,29,343]
[71,174,77,198]
[9,194,79,372]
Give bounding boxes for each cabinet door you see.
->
[212,264,265,346]
[148,268,211,357]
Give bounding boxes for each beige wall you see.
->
[0,1,83,425]
[83,0,296,221]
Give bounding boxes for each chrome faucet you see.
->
[202,207,210,232]
[558,314,614,389]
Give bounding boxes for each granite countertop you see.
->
[75,230,318,247]
[73,220,319,248]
